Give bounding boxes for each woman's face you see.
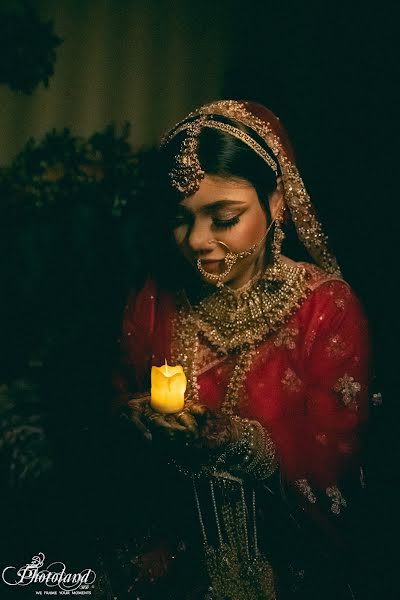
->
[172,175,277,289]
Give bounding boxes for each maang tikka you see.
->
[163,111,278,198]
[168,117,207,194]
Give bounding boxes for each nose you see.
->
[186,219,212,253]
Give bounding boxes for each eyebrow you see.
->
[178,199,247,213]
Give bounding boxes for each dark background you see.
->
[0,0,398,598]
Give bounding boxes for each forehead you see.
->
[179,175,259,211]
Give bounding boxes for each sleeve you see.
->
[111,290,138,410]
[111,286,153,413]
[268,280,370,515]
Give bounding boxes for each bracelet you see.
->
[247,421,277,479]
[218,416,277,480]
[210,416,251,471]
[170,415,277,481]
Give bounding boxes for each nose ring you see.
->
[207,239,230,252]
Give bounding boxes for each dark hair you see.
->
[146,117,279,290]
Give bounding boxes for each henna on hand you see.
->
[196,411,242,450]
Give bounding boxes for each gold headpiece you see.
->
[168,117,206,194]
[161,100,340,276]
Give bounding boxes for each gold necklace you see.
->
[193,260,310,354]
[172,260,311,414]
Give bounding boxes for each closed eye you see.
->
[212,215,240,229]
[172,213,241,229]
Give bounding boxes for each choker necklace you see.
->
[189,260,311,355]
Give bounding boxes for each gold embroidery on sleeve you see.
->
[326,334,348,359]
[326,485,347,514]
[333,373,361,409]
[281,368,302,392]
[334,298,346,310]
[274,327,299,350]
[294,479,316,503]
[371,392,383,406]
[359,466,366,489]
[315,433,328,445]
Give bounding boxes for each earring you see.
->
[272,207,285,264]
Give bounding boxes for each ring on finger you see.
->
[148,413,161,421]
[175,409,188,418]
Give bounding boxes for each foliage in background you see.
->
[0,124,156,491]
[0,123,149,214]
[0,4,62,94]
[0,379,52,488]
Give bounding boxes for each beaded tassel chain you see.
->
[193,475,276,600]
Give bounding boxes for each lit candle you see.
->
[150,360,187,414]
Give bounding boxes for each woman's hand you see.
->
[194,411,242,451]
[121,395,241,455]
[119,393,153,442]
[121,394,206,446]
[144,406,198,445]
